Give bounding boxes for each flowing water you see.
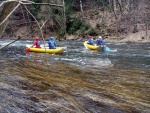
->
[0,39,150,113]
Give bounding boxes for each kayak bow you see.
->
[83,41,100,50]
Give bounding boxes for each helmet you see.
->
[35,37,38,40]
[50,37,54,40]
[88,36,92,38]
[99,36,102,39]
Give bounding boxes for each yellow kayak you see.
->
[83,41,100,50]
[26,44,63,54]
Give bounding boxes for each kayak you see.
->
[26,44,63,54]
[83,41,100,50]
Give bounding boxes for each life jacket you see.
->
[35,41,40,48]
[96,39,104,45]
[87,38,94,45]
[48,40,55,48]
[36,41,40,46]
[50,41,55,47]
[96,40,101,45]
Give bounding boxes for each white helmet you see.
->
[99,36,102,39]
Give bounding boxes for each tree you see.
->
[0,1,17,36]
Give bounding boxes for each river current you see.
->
[0,39,150,113]
[1,39,150,69]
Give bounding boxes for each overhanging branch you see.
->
[23,3,64,7]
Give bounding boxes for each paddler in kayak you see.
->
[87,35,94,45]
[32,37,41,48]
[48,37,57,49]
[26,37,41,53]
[96,36,105,51]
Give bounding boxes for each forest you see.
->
[0,0,149,41]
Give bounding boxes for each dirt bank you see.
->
[72,30,150,43]
[105,30,150,43]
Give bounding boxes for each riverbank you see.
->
[1,29,149,44]
[69,30,150,43]
[105,30,150,43]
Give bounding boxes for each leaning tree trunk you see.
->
[0,2,16,36]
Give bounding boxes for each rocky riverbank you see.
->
[68,30,150,43]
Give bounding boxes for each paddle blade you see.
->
[26,48,30,53]
[106,47,110,51]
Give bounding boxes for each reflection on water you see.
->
[0,40,150,112]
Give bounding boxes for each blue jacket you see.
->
[87,38,94,45]
[48,37,56,49]
[96,39,105,46]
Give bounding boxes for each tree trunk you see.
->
[63,0,66,40]
[0,2,16,36]
[118,0,121,5]
[80,0,84,21]
[146,23,148,39]
[113,0,119,36]
[113,0,117,15]
[109,0,111,4]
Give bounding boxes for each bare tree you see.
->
[0,1,17,36]
[80,0,84,20]
[0,0,65,39]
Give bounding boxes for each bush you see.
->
[96,23,101,28]
[57,28,65,37]
[133,27,138,33]
[96,22,107,28]
[88,28,97,36]
[52,8,62,15]
[66,17,90,35]
[29,0,42,20]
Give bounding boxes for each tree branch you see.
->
[0,36,21,50]
[23,3,64,7]
[0,3,21,26]
[23,4,47,49]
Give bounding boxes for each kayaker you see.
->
[48,37,57,49]
[32,37,41,48]
[96,36,105,51]
[87,35,94,45]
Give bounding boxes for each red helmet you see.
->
[35,37,38,40]
[88,36,92,38]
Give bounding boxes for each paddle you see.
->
[26,47,31,53]
[26,48,30,53]
[105,46,110,51]
[26,45,33,53]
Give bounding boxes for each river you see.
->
[0,39,150,113]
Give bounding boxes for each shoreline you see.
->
[0,30,149,43]
[70,30,150,43]
[104,38,150,43]
[73,36,150,43]
[0,36,149,43]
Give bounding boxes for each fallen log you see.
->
[0,36,21,50]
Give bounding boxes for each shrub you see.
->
[96,22,107,28]
[133,27,138,33]
[66,17,90,35]
[29,0,42,20]
[88,28,97,36]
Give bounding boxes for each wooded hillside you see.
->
[0,0,149,41]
